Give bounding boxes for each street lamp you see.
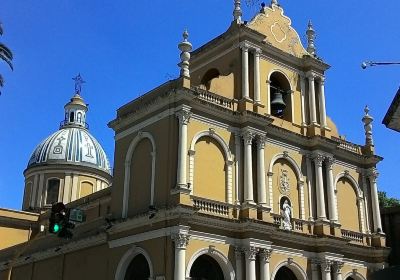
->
[361,61,400,69]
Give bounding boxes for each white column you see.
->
[333,261,344,280]
[267,172,274,212]
[259,249,272,280]
[321,260,332,280]
[307,73,317,124]
[173,233,189,280]
[235,133,242,204]
[63,173,72,203]
[357,197,366,233]
[241,43,250,100]
[311,260,319,280]
[245,247,257,280]
[36,174,45,207]
[266,80,271,114]
[299,182,305,219]
[235,247,243,280]
[362,174,371,233]
[368,169,383,232]
[306,156,314,221]
[318,77,328,128]
[176,109,191,190]
[254,48,261,103]
[30,174,39,208]
[243,131,254,203]
[313,154,327,220]
[257,135,267,205]
[326,157,338,222]
[71,173,78,201]
[300,74,307,126]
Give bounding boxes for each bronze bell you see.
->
[271,88,286,111]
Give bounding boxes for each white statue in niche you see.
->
[281,199,292,230]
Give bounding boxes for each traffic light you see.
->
[49,202,75,239]
[49,202,66,234]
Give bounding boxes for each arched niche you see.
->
[122,131,156,218]
[268,153,305,219]
[271,260,307,280]
[114,246,154,280]
[186,247,235,280]
[189,130,233,204]
[335,173,363,232]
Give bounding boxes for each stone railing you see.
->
[331,136,362,154]
[341,229,364,243]
[192,86,236,110]
[271,213,282,226]
[292,218,304,231]
[192,196,229,217]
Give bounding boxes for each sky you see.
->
[0,0,400,210]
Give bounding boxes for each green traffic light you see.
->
[53,223,60,233]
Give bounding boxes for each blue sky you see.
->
[1,0,399,210]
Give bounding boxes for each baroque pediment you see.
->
[246,4,308,58]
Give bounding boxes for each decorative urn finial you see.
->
[271,0,279,6]
[362,105,374,146]
[306,20,316,56]
[233,0,242,23]
[178,30,192,78]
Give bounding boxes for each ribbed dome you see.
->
[27,127,111,174]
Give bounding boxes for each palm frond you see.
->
[0,43,13,60]
[0,23,3,36]
[0,52,13,70]
[0,74,3,87]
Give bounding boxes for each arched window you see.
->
[46,179,60,205]
[124,254,150,280]
[275,266,298,280]
[269,72,292,121]
[201,68,220,90]
[69,111,75,122]
[77,112,82,123]
[79,181,93,198]
[189,254,224,280]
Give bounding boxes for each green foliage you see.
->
[378,191,400,208]
[0,22,13,94]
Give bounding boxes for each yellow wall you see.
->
[337,177,360,231]
[193,136,226,202]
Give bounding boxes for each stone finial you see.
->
[233,0,242,23]
[362,105,374,146]
[306,20,316,56]
[178,30,192,78]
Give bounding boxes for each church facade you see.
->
[0,1,389,280]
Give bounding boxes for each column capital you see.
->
[256,134,267,148]
[311,259,320,271]
[176,109,192,125]
[245,246,258,261]
[319,76,326,85]
[312,153,325,167]
[242,130,255,145]
[239,41,250,51]
[367,168,379,181]
[254,48,262,55]
[333,261,344,273]
[320,260,332,273]
[235,246,244,257]
[172,233,190,249]
[259,248,272,262]
[325,156,335,168]
[306,71,317,80]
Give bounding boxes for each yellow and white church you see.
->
[0,1,390,279]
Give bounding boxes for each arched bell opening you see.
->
[124,254,150,280]
[189,254,225,280]
[269,72,292,121]
[201,68,220,91]
[274,266,298,280]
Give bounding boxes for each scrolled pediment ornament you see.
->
[279,169,290,195]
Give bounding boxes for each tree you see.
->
[0,22,13,94]
[378,191,400,208]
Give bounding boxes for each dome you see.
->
[27,127,111,174]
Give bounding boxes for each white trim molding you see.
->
[270,259,307,280]
[122,131,157,218]
[114,245,155,280]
